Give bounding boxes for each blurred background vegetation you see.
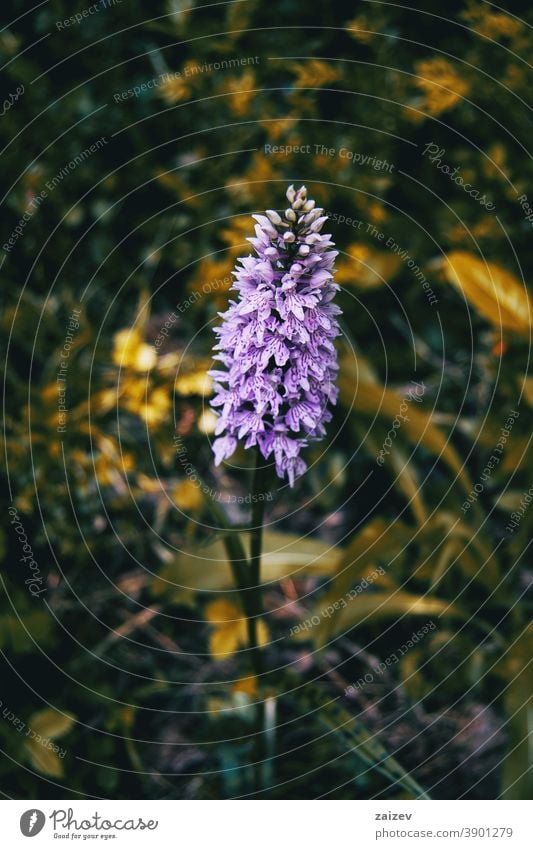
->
[1,0,532,799]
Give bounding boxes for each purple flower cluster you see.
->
[209,185,342,486]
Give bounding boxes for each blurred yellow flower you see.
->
[220,216,253,257]
[41,383,58,404]
[413,58,470,117]
[367,201,388,224]
[483,143,509,180]
[205,598,269,659]
[175,368,213,397]
[260,116,297,140]
[336,243,402,289]
[461,4,523,41]
[345,15,374,43]
[232,675,258,697]
[223,70,256,116]
[91,388,119,416]
[142,387,172,426]
[95,454,124,488]
[226,153,278,206]
[502,64,525,90]
[173,478,204,511]
[197,409,218,435]
[137,473,163,493]
[119,377,171,426]
[113,328,157,372]
[187,257,233,307]
[290,59,341,89]
[157,73,190,104]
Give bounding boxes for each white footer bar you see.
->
[1,799,530,848]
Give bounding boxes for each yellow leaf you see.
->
[496,490,529,511]
[309,591,458,646]
[314,517,404,614]
[443,252,532,336]
[24,739,64,778]
[152,530,342,604]
[363,431,428,524]
[339,357,473,492]
[521,376,533,407]
[29,708,75,739]
[23,709,74,778]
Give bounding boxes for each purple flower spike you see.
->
[209,185,342,486]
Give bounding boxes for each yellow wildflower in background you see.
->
[188,257,233,294]
[461,4,523,41]
[119,376,171,426]
[175,365,213,397]
[335,243,402,289]
[483,143,509,181]
[223,70,256,116]
[112,328,157,372]
[413,58,470,117]
[205,599,269,659]
[197,409,217,435]
[173,478,203,511]
[345,15,374,43]
[226,153,279,208]
[260,116,297,141]
[290,59,341,89]
[157,74,190,104]
[220,216,254,258]
[232,676,258,697]
[143,387,172,426]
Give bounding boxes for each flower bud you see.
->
[310,216,328,232]
[302,209,322,227]
[266,209,282,226]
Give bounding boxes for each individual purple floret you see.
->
[209,185,342,485]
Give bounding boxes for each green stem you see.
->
[247,447,267,676]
